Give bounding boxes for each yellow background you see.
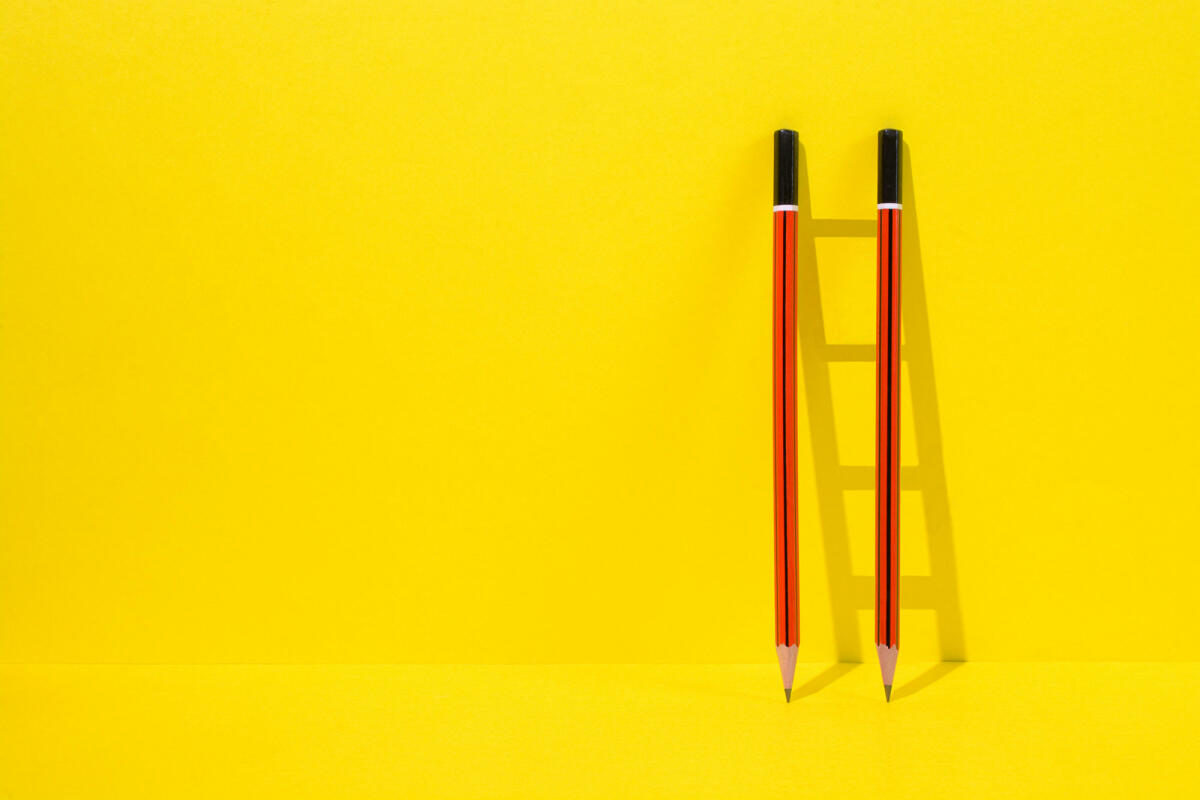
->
[3,0,1200,666]
[3,663,1198,798]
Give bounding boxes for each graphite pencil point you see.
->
[884,684,892,702]
[784,688,791,703]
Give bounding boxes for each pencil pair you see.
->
[772,129,903,702]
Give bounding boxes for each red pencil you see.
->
[773,129,799,701]
[875,129,903,701]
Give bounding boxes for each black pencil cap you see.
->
[877,129,902,205]
[774,130,798,206]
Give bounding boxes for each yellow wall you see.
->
[2,1,1198,664]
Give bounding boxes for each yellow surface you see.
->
[1,663,1197,798]
[3,0,1200,667]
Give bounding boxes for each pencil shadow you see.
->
[793,141,966,697]
[790,662,859,700]
[893,661,963,701]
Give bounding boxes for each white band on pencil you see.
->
[773,204,799,212]
[877,203,902,209]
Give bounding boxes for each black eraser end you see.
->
[877,129,902,205]
[774,130,798,206]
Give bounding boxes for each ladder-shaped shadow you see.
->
[794,143,966,698]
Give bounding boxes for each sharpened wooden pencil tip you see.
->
[776,645,798,701]
[876,644,899,700]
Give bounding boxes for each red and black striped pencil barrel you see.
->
[875,128,902,701]
[773,129,799,702]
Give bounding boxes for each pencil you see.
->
[773,129,799,701]
[875,128,902,701]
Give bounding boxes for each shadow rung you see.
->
[824,344,908,363]
[811,219,876,238]
[842,576,952,609]
[833,465,924,490]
